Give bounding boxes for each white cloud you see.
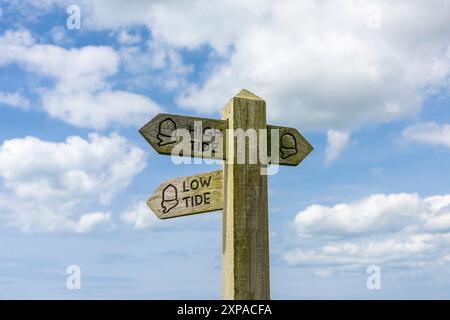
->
[0,29,162,129]
[173,0,450,130]
[118,30,141,45]
[402,122,450,148]
[84,0,450,129]
[49,26,68,44]
[42,89,162,129]
[73,212,112,233]
[0,91,30,109]
[287,192,450,270]
[69,0,256,53]
[121,201,159,229]
[118,38,193,91]
[325,130,350,164]
[0,133,147,233]
[284,233,449,268]
[9,1,450,131]
[294,193,424,237]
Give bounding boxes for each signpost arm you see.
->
[221,89,270,300]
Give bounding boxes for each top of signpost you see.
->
[234,89,264,101]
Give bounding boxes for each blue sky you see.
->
[0,0,450,299]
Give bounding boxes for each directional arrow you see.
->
[139,113,227,161]
[139,113,312,166]
[147,170,223,219]
[139,89,314,300]
[267,124,313,166]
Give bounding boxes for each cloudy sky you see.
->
[0,0,450,299]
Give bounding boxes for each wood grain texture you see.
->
[267,125,313,166]
[147,170,223,219]
[139,113,312,166]
[139,113,227,161]
[221,89,270,300]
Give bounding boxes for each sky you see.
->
[0,0,450,299]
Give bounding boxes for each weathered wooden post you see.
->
[221,90,270,300]
[139,89,313,300]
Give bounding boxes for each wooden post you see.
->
[140,89,312,299]
[221,89,270,300]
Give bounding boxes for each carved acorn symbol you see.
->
[157,118,177,146]
[280,133,298,159]
[161,184,178,214]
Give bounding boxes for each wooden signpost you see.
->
[140,89,313,300]
[147,170,223,219]
[140,114,311,166]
